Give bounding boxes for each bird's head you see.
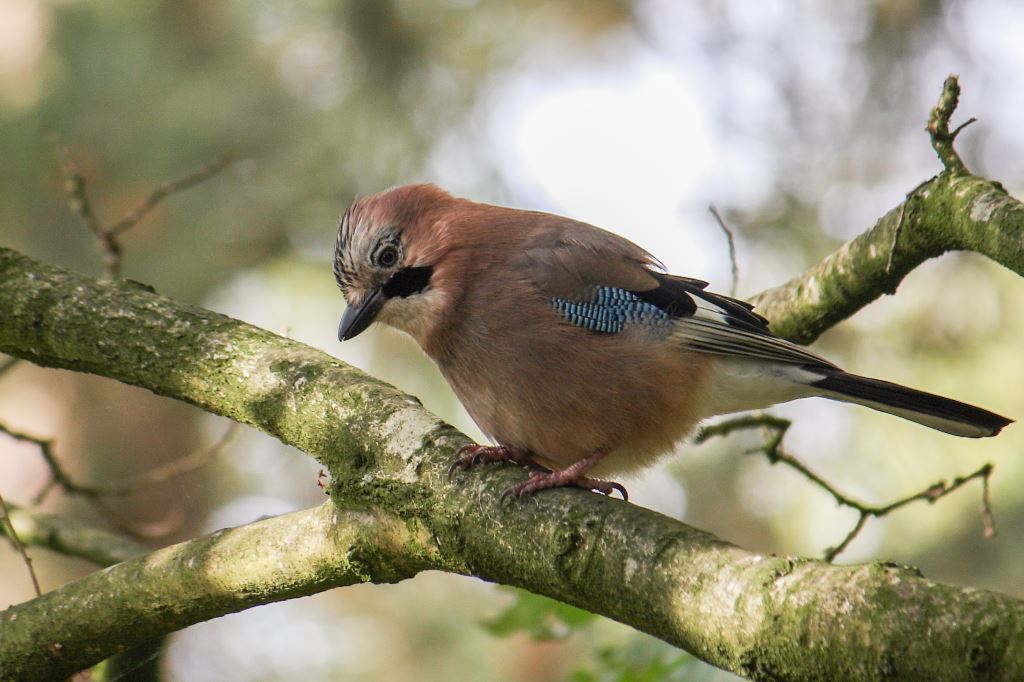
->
[333,184,454,344]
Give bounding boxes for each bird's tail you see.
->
[809,367,1012,438]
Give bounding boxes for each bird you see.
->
[333,183,1011,500]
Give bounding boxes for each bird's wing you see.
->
[517,225,835,368]
[649,273,837,368]
[516,218,662,296]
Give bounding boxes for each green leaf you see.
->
[572,637,717,682]
[482,587,598,641]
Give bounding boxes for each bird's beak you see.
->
[338,288,385,341]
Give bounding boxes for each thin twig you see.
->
[950,117,978,140]
[697,414,997,561]
[926,75,974,175]
[0,422,124,503]
[53,138,104,237]
[708,204,740,297]
[2,420,236,498]
[54,137,121,275]
[106,155,233,238]
[87,497,188,541]
[980,467,996,538]
[53,137,231,278]
[1,421,236,539]
[0,490,42,596]
[132,422,238,485]
[2,501,146,567]
[823,463,994,561]
[95,423,238,539]
[694,414,790,443]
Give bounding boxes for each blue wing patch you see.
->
[550,287,672,334]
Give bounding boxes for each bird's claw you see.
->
[585,479,629,501]
[498,471,629,504]
[449,445,628,503]
[447,444,521,480]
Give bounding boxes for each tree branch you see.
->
[926,74,975,175]
[2,76,1021,680]
[709,204,740,297]
[2,502,146,567]
[106,155,233,239]
[0,247,1020,681]
[54,140,231,278]
[0,492,42,596]
[0,422,124,503]
[751,76,1024,344]
[698,415,996,561]
[0,502,433,678]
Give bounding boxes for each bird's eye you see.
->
[375,244,399,268]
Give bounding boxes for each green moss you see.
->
[3,245,1024,680]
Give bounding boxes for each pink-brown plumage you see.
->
[334,184,1010,498]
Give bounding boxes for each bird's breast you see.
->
[433,301,712,476]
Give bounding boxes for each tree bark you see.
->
[1,76,1022,680]
[0,243,1021,681]
[2,503,147,567]
[752,171,1024,344]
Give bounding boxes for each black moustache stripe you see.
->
[383,266,433,298]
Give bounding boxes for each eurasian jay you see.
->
[333,184,1011,499]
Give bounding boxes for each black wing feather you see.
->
[637,272,771,332]
[635,272,836,368]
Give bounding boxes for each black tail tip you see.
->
[986,415,1014,437]
[809,367,1013,439]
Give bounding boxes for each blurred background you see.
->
[1,1,1023,680]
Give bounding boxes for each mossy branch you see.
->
[1,76,1022,680]
[751,76,1024,344]
[0,502,432,678]
[0,247,1021,681]
[1,503,146,568]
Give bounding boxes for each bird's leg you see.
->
[501,449,628,502]
[447,443,547,479]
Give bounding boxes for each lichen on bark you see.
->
[2,76,1024,681]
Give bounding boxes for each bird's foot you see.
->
[500,470,628,503]
[498,449,628,502]
[450,445,629,502]
[447,444,542,479]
